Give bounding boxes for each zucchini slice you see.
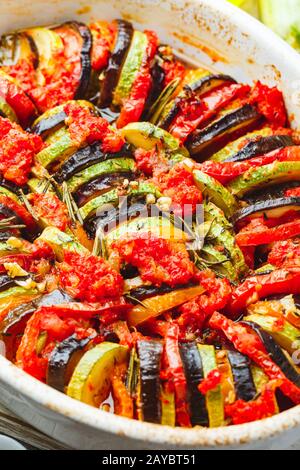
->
[193,169,238,218]
[180,342,208,426]
[67,342,128,407]
[137,340,163,424]
[197,344,224,428]
[244,314,300,355]
[113,30,148,107]
[26,27,64,78]
[0,32,38,67]
[66,158,136,194]
[37,227,89,261]
[36,127,78,168]
[105,216,189,247]
[227,161,300,198]
[227,350,256,402]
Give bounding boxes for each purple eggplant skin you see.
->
[98,20,134,109]
[54,143,133,184]
[187,104,262,161]
[160,74,236,130]
[227,349,256,402]
[225,134,294,163]
[83,201,147,239]
[0,177,26,196]
[31,110,67,137]
[242,321,300,388]
[232,197,300,227]
[0,274,28,293]
[245,181,300,205]
[137,340,163,424]
[71,22,93,100]
[47,334,91,392]
[1,289,74,337]
[180,342,209,426]
[74,172,134,207]
[128,282,198,303]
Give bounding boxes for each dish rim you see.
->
[1,0,300,448]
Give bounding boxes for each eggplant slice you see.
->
[232,197,300,227]
[74,172,134,207]
[98,20,134,109]
[242,321,300,387]
[1,289,74,336]
[180,342,209,426]
[47,334,91,392]
[245,181,300,205]
[225,135,294,163]
[63,21,92,100]
[32,110,67,136]
[84,201,149,239]
[137,339,163,424]
[227,349,256,402]
[54,144,132,184]
[0,274,29,293]
[190,74,237,95]
[187,104,262,161]
[160,74,237,131]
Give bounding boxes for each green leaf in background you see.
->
[228,0,300,52]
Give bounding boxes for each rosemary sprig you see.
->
[124,294,148,309]
[62,182,83,226]
[18,190,39,221]
[0,217,25,231]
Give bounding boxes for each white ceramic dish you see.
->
[1,0,300,450]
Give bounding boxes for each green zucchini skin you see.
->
[225,135,294,163]
[179,342,209,426]
[137,340,163,424]
[47,334,91,392]
[187,104,262,161]
[242,321,300,388]
[227,350,256,402]
[54,143,133,184]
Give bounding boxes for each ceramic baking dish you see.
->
[1,0,300,450]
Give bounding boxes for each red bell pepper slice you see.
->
[236,218,300,247]
[209,312,300,404]
[0,74,37,127]
[116,30,158,128]
[16,306,97,381]
[230,268,300,316]
[170,83,250,142]
[37,299,131,320]
[165,323,191,427]
[200,146,300,185]
[225,381,279,425]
